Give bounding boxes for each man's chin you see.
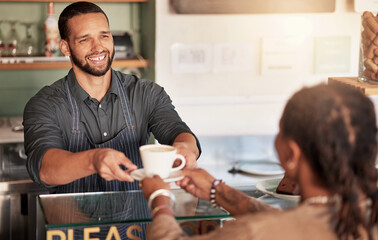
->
[81,62,112,76]
[89,68,110,77]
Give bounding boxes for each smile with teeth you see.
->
[88,55,106,61]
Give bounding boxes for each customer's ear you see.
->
[284,140,301,178]
[288,140,301,163]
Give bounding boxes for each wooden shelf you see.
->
[0,58,148,70]
[0,0,149,68]
[328,77,378,96]
[0,0,147,2]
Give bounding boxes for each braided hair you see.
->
[280,83,377,239]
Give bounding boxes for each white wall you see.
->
[155,0,362,136]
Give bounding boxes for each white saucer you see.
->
[130,169,184,183]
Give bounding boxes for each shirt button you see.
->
[99,104,102,108]
[103,132,107,137]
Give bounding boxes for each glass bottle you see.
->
[44,2,60,57]
[20,22,37,56]
[0,21,6,57]
[7,20,20,57]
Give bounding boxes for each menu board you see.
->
[314,36,351,74]
[213,43,253,73]
[171,43,212,74]
[260,37,304,76]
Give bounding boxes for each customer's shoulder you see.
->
[236,205,336,239]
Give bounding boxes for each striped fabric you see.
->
[50,76,150,239]
[57,75,143,193]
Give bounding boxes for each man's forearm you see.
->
[39,148,96,185]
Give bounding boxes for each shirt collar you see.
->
[67,69,119,103]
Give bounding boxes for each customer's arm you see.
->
[178,169,277,216]
[142,175,277,240]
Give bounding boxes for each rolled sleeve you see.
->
[23,84,69,187]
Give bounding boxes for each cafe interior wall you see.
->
[0,1,370,167]
[154,0,366,165]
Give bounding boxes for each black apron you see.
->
[50,75,149,239]
[57,75,143,193]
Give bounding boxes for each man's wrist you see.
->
[87,149,99,173]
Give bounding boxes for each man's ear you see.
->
[60,39,70,57]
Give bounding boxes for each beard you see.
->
[70,48,115,77]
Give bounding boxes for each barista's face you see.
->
[62,12,114,76]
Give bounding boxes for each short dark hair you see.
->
[58,1,109,41]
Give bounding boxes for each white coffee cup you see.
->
[139,144,186,179]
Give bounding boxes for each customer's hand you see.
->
[176,168,215,200]
[141,175,170,200]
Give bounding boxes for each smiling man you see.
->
[23,1,200,193]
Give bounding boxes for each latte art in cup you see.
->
[139,144,186,179]
[146,147,173,152]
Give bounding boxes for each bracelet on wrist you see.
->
[210,179,223,208]
[148,189,176,210]
[151,204,174,218]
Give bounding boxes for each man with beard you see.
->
[23,1,200,194]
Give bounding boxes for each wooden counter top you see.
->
[328,77,378,96]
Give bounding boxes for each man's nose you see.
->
[91,38,105,52]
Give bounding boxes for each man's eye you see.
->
[79,39,87,43]
[102,35,109,38]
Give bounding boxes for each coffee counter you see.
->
[36,185,297,240]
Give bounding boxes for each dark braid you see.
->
[280,83,378,239]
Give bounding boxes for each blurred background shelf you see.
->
[0,57,148,70]
[0,0,147,2]
[328,77,378,96]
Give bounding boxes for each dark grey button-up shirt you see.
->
[23,69,200,185]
